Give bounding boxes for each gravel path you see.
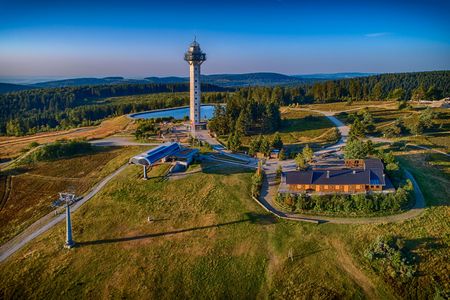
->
[0,164,128,263]
[256,108,426,224]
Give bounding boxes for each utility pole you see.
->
[59,192,76,249]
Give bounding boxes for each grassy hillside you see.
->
[0,146,147,245]
[1,155,448,298]
[238,108,338,150]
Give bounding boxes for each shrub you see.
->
[251,169,264,198]
[30,140,93,161]
[276,165,282,179]
[29,141,40,148]
[278,148,286,160]
[365,235,417,281]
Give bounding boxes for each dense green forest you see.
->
[262,70,449,105]
[208,88,282,151]
[304,70,449,103]
[1,71,448,136]
[0,83,228,135]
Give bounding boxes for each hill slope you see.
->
[0,83,34,94]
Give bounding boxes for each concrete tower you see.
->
[184,39,206,131]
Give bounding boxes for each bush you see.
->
[278,149,286,160]
[30,140,93,161]
[251,169,264,199]
[29,141,40,148]
[276,165,282,179]
[365,235,417,281]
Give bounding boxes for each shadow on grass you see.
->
[278,116,334,134]
[201,161,254,176]
[405,237,446,253]
[77,212,276,247]
[292,248,329,260]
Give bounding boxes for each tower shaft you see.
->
[189,63,201,125]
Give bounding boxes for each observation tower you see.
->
[184,39,206,132]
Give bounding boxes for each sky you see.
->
[0,0,449,79]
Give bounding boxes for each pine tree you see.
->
[302,144,314,163]
[271,132,283,150]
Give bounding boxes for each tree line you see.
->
[1,70,448,136]
[0,83,228,135]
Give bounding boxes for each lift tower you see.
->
[184,39,206,133]
[59,192,76,249]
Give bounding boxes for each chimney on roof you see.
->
[326,170,330,178]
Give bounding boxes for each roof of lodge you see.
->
[362,158,384,170]
[285,159,386,186]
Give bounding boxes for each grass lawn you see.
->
[336,105,450,153]
[240,109,337,148]
[0,115,133,159]
[0,146,148,245]
[396,152,450,206]
[302,100,397,112]
[1,155,449,299]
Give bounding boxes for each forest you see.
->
[1,70,448,136]
[0,83,228,135]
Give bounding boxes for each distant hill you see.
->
[0,82,35,94]
[146,73,317,87]
[201,72,315,87]
[294,72,376,80]
[31,77,149,88]
[144,76,188,84]
[0,72,398,90]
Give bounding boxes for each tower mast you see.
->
[184,39,206,134]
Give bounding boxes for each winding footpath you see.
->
[0,107,431,263]
[256,108,427,224]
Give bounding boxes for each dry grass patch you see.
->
[0,146,147,244]
[0,116,132,159]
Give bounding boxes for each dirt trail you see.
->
[330,239,378,300]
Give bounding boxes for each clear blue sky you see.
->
[0,0,449,78]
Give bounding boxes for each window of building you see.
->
[324,185,328,190]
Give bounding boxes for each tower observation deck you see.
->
[184,39,206,131]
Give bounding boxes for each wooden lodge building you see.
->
[283,159,389,194]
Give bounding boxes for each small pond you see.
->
[130,105,217,120]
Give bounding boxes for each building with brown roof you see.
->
[282,158,393,194]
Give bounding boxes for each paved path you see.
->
[0,164,129,263]
[89,136,161,147]
[256,108,427,224]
